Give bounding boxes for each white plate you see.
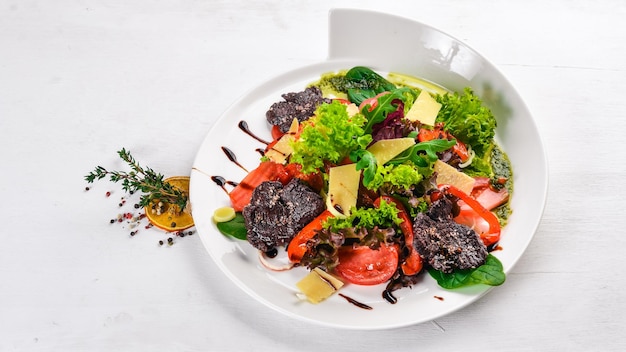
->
[190,9,548,330]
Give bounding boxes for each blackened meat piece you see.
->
[427,196,456,222]
[243,179,325,252]
[413,199,487,273]
[266,86,331,133]
[281,178,325,229]
[243,181,290,252]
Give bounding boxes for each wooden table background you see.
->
[1,0,624,351]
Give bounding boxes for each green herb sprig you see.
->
[388,138,458,167]
[85,148,188,212]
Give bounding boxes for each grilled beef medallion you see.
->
[266,86,331,133]
[243,178,325,252]
[413,198,488,273]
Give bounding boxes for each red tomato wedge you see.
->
[334,244,399,286]
[373,196,423,276]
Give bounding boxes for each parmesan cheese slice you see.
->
[264,119,299,164]
[405,90,442,126]
[366,137,415,165]
[433,160,475,195]
[296,268,344,304]
[326,163,361,217]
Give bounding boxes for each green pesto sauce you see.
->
[490,144,513,225]
[308,70,350,99]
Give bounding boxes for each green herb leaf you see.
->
[350,149,378,187]
[361,87,415,134]
[216,213,247,240]
[428,254,506,289]
[388,139,457,167]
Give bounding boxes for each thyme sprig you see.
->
[85,148,188,212]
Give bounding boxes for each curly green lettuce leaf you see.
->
[290,100,372,174]
[323,198,401,231]
[366,163,425,191]
[436,88,497,156]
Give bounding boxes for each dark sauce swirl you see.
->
[339,294,373,310]
[238,120,270,145]
[221,146,248,172]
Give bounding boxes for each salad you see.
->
[214,66,512,305]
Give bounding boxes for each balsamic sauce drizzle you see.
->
[238,120,270,145]
[339,294,373,310]
[382,290,398,304]
[207,121,269,194]
[221,146,248,172]
[210,176,238,194]
[210,176,227,192]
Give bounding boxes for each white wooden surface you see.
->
[1,0,624,350]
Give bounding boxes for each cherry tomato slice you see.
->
[358,92,390,112]
[334,244,399,286]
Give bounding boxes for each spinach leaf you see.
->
[428,254,506,289]
[344,66,397,105]
[216,213,247,240]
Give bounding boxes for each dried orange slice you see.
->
[144,176,194,232]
